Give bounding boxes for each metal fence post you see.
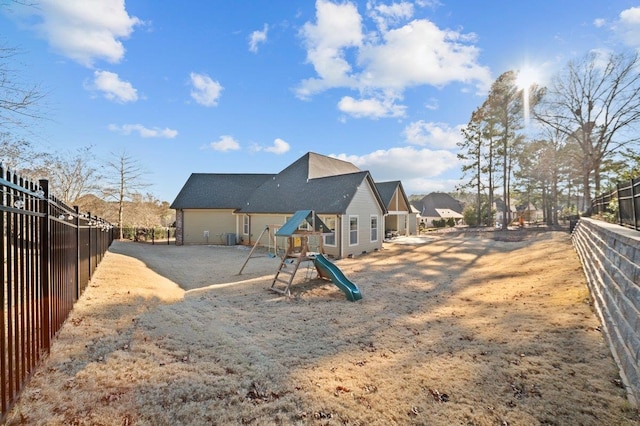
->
[631,178,638,230]
[87,212,92,280]
[38,180,50,349]
[74,206,80,300]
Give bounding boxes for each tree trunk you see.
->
[582,167,592,213]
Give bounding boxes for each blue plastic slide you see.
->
[313,254,362,301]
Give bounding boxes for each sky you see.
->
[2,0,640,203]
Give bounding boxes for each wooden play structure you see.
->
[270,210,327,296]
[270,210,362,301]
[237,210,362,301]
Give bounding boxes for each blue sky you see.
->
[2,0,640,202]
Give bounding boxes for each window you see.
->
[298,220,311,231]
[243,215,249,235]
[370,215,378,242]
[349,216,358,245]
[324,216,336,246]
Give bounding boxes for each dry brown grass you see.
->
[5,230,639,425]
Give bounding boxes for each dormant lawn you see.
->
[6,230,639,425]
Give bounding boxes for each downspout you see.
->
[338,215,343,259]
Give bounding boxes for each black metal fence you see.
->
[592,176,640,231]
[0,166,113,419]
[116,226,175,244]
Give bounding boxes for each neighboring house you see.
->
[413,192,464,227]
[494,198,518,225]
[170,152,412,258]
[517,202,543,223]
[375,181,416,237]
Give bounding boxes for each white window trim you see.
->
[243,215,250,235]
[349,215,359,246]
[323,216,337,247]
[370,214,378,242]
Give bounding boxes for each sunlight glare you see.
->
[516,66,540,127]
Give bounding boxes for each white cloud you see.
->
[108,124,178,139]
[210,135,240,152]
[89,70,138,103]
[190,72,223,107]
[367,1,414,31]
[616,6,640,47]
[338,95,406,119]
[265,138,290,154]
[251,138,291,154]
[297,0,492,117]
[249,24,268,53]
[358,19,491,91]
[403,121,462,149]
[332,146,459,181]
[14,0,141,67]
[332,145,462,195]
[297,0,364,98]
[593,18,606,28]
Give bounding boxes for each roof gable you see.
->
[239,170,374,214]
[307,152,360,179]
[238,152,387,214]
[170,173,273,209]
[375,180,411,212]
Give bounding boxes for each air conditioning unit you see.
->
[225,233,236,246]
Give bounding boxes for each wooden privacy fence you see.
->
[0,166,113,420]
[592,176,640,231]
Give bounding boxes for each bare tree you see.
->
[535,50,640,211]
[44,146,103,204]
[104,151,150,239]
[0,132,47,172]
[0,43,45,129]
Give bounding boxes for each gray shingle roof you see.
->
[239,169,373,214]
[171,152,388,215]
[417,192,463,216]
[170,173,274,209]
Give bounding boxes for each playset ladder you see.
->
[270,236,310,296]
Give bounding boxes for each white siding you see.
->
[341,181,384,257]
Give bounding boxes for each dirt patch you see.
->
[5,231,639,425]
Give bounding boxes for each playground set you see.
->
[238,210,362,302]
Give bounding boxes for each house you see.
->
[516,202,543,223]
[171,152,412,258]
[375,181,416,237]
[413,192,464,227]
[494,198,518,226]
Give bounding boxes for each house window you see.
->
[243,215,249,235]
[324,216,336,246]
[370,215,378,242]
[298,220,311,231]
[349,216,358,246]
